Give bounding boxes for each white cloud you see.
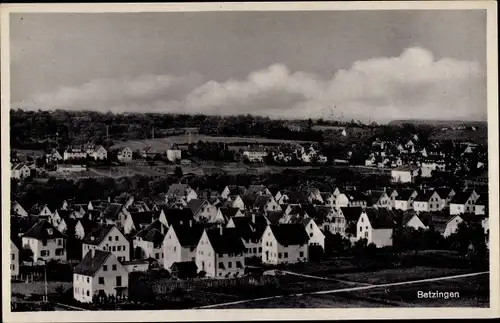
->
[12,47,486,122]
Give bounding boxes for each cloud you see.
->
[12,47,486,122]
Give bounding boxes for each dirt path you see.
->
[280,270,374,286]
[194,271,489,309]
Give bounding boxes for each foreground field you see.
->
[11,281,72,297]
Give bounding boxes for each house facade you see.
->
[163,224,203,270]
[82,225,130,262]
[166,149,182,162]
[21,220,67,263]
[117,147,133,162]
[11,240,20,279]
[261,224,309,265]
[356,209,393,248]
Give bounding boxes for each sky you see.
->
[9,10,487,123]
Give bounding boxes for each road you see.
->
[194,271,489,309]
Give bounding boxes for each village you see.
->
[10,125,490,309]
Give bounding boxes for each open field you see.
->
[11,282,72,297]
[13,149,45,157]
[430,128,487,144]
[110,135,312,151]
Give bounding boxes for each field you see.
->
[11,282,72,297]
[110,135,312,151]
[430,128,487,144]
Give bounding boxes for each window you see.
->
[361,218,363,223]
[259,247,262,253]
[278,253,282,259]
[42,240,47,246]
[218,262,224,269]
[365,232,368,238]
[299,251,304,257]
[98,277,104,285]
[309,233,313,237]
[228,261,232,268]
[11,254,15,260]
[359,226,362,232]
[41,250,49,257]
[86,290,90,296]
[155,253,159,259]
[123,245,126,251]
[103,265,108,271]
[115,236,119,241]
[117,246,121,251]
[116,276,122,287]
[265,242,269,246]
[58,239,62,246]
[284,252,288,258]
[310,223,313,229]
[87,277,89,283]
[108,236,112,241]
[253,247,257,253]
[112,246,116,251]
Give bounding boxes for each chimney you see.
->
[219,226,223,235]
[189,219,193,227]
[108,196,111,203]
[252,213,256,224]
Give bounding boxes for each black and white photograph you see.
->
[1,2,498,322]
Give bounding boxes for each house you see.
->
[413,190,442,212]
[243,147,267,162]
[334,207,363,237]
[133,220,167,264]
[435,187,456,209]
[195,227,246,278]
[220,185,247,199]
[116,147,133,162]
[346,191,368,208]
[366,190,392,209]
[302,218,325,251]
[261,224,310,265]
[45,148,63,163]
[166,184,198,202]
[160,208,195,227]
[73,250,128,303]
[420,158,446,177]
[11,240,20,279]
[166,148,182,162]
[82,225,130,262]
[449,191,479,215]
[75,218,101,240]
[391,165,419,183]
[56,218,78,237]
[11,163,31,179]
[226,214,267,259]
[63,146,88,160]
[86,145,108,160]
[11,201,28,217]
[141,147,157,159]
[220,207,245,221]
[245,185,272,196]
[123,211,156,235]
[400,212,427,230]
[429,214,464,237]
[163,223,204,270]
[122,259,150,273]
[225,195,245,210]
[320,192,336,206]
[251,195,281,213]
[357,208,394,247]
[475,194,488,215]
[393,189,418,211]
[334,193,350,208]
[186,199,224,223]
[99,203,129,227]
[56,164,87,173]
[21,220,67,263]
[170,261,198,279]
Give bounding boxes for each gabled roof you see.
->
[55,209,73,219]
[82,224,118,245]
[163,208,194,226]
[340,207,364,222]
[364,208,395,229]
[223,185,247,196]
[135,220,167,244]
[170,261,198,272]
[129,211,155,229]
[366,190,387,205]
[11,215,43,238]
[268,224,310,246]
[231,215,267,241]
[101,203,123,220]
[450,192,473,204]
[220,207,241,219]
[395,189,416,201]
[74,250,112,276]
[241,195,258,207]
[281,191,308,204]
[414,190,437,202]
[186,199,207,215]
[427,214,461,234]
[288,205,308,217]
[246,185,269,195]
[265,211,285,224]
[205,227,246,255]
[22,220,65,240]
[253,195,274,208]
[346,191,368,202]
[171,224,204,247]
[77,218,100,234]
[167,184,192,196]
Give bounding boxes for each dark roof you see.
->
[265,211,284,224]
[395,189,416,201]
[224,185,247,196]
[269,224,310,246]
[450,192,473,204]
[172,224,204,247]
[205,227,246,255]
[246,185,268,195]
[364,208,395,229]
[241,195,258,207]
[129,211,155,229]
[11,215,43,237]
[186,199,206,215]
[135,220,167,244]
[22,220,65,240]
[101,203,123,220]
[82,224,117,245]
[288,205,308,217]
[427,214,459,234]
[253,195,273,208]
[414,190,437,202]
[282,191,308,204]
[77,218,100,234]
[55,209,72,219]
[62,218,78,230]
[347,191,368,202]
[220,207,241,219]
[74,250,112,276]
[230,215,267,241]
[475,194,488,206]
[340,207,363,222]
[163,208,194,226]
[170,261,198,272]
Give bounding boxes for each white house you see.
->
[45,149,63,163]
[163,223,204,270]
[393,189,418,211]
[11,240,20,279]
[133,220,167,263]
[357,208,394,247]
[450,191,479,215]
[166,149,182,162]
[123,211,155,235]
[88,145,108,160]
[334,193,350,208]
[116,147,133,162]
[431,215,464,237]
[220,185,247,200]
[195,227,246,278]
[166,184,198,202]
[226,195,245,210]
[226,214,267,259]
[435,188,456,209]
[63,147,88,160]
[421,159,446,177]
[391,165,419,183]
[21,220,67,263]
[73,250,128,303]
[366,190,393,209]
[82,225,130,262]
[401,213,427,230]
[186,199,224,223]
[11,163,31,180]
[261,224,310,265]
[243,148,267,163]
[303,218,325,250]
[413,190,442,212]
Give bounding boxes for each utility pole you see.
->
[152,126,155,140]
[44,265,48,303]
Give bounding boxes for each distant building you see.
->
[261,224,310,265]
[243,147,267,163]
[82,225,129,262]
[117,147,133,162]
[391,165,419,183]
[45,149,63,163]
[64,147,88,160]
[357,208,394,247]
[11,163,31,180]
[56,164,87,173]
[166,149,182,162]
[11,240,20,279]
[85,145,108,160]
[21,220,67,263]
